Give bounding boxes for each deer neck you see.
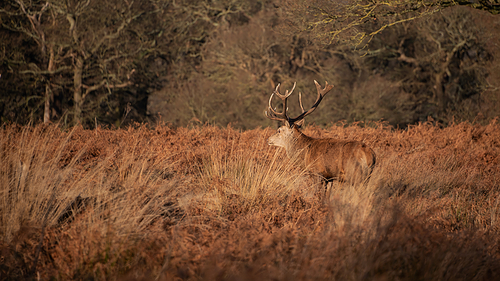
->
[284,127,312,159]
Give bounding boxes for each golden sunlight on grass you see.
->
[1,121,500,280]
[199,135,312,215]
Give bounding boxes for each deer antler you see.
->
[265,82,296,122]
[288,80,334,124]
[266,80,334,125]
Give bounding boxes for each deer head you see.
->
[265,80,334,148]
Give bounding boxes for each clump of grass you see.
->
[0,125,82,243]
[0,124,182,279]
[199,133,312,216]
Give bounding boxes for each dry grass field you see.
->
[1,120,500,280]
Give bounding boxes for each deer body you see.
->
[266,80,376,184]
[268,126,376,183]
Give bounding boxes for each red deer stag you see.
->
[265,80,376,185]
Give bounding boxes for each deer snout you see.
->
[267,135,283,147]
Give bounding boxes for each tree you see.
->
[275,1,498,126]
[280,0,499,47]
[0,26,45,123]
[312,6,492,126]
[372,7,491,124]
[0,1,56,123]
[1,0,161,125]
[146,0,280,128]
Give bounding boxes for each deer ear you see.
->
[295,119,305,128]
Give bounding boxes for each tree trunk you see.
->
[44,46,55,124]
[44,85,51,123]
[434,71,448,111]
[73,56,84,124]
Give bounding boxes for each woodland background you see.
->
[1,0,500,129]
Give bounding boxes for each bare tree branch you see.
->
[82,80,133,101]
[19,66,71,75]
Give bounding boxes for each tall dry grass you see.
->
[1,121,499,280]
[198,134,314,217]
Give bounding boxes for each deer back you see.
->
[299,136,376,183]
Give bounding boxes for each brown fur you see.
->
[270,126,376,184]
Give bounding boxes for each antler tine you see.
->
[289,80,334,124]
[265,82,297,122]
[314,80,334,96]
[284,82,296,99]
[266,91,285,121]
[274,82,296,99]
[298,92,305,113]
